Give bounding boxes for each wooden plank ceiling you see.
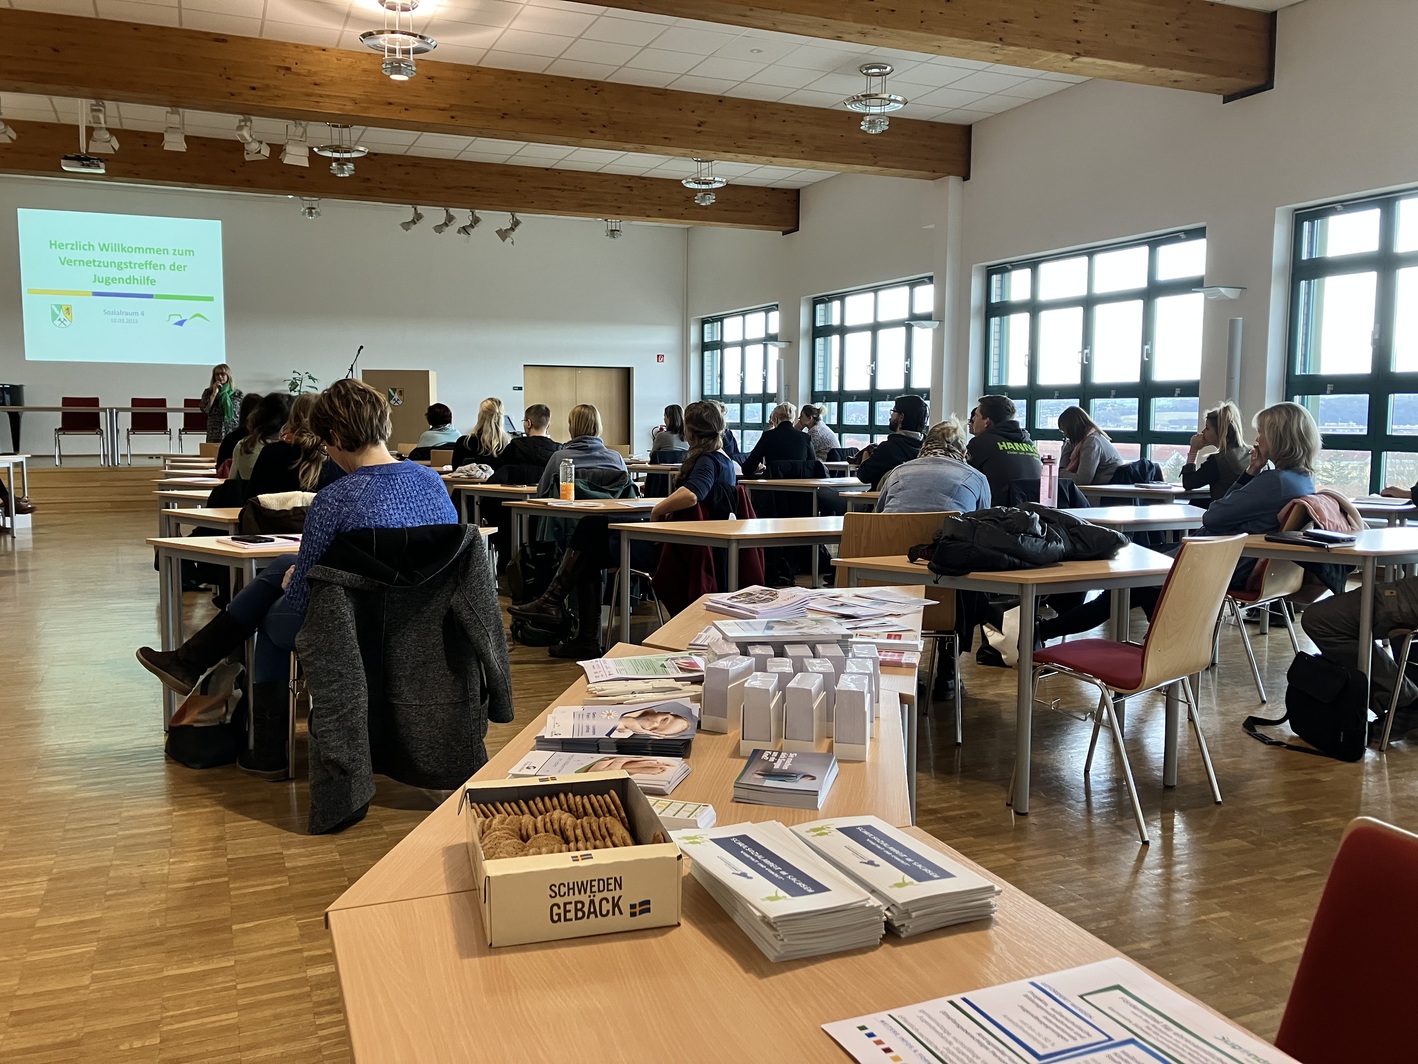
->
[0,1,1274,227]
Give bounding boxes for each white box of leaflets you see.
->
[460,771,682,947]
[702,654,754,734]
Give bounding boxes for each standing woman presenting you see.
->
[200,363,243,443]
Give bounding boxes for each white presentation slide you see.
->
[17,208,226,365]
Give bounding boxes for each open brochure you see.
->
[714,617,850,644]
[579,654,704,684]
[706,584,813,619]
[824,957,1300,1064]
[507,750,690,796]
[535,699,699,756]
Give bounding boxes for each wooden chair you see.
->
[54,396,104,465]
[1031,534,1245,843]
[178,399,207,451]
[1275,817,1418,1063]
[394,442,418,457]
[126,397,173,464]
[839,511,960,741]
[1221,506,1307,701]
[429,448,454,469]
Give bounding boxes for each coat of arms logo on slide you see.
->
[50,304,73,328]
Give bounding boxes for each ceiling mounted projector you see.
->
[61,152,106,174]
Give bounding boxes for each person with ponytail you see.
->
[199,363,243,442]
[245,392,345,497]
[651,401,737,521]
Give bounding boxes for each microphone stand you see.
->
[346,345,364,380]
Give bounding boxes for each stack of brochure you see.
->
[534,699,699,757]
[706,585,813,619]
[672,820,884,961]
[791,815,999,936]
[713,617,850,649]
[734,749,839,809]
[507,750,691,796]
[578,654,703,684]
[647,797,716,830]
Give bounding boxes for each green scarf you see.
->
[214,381,235,421]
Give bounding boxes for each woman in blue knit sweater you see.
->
[138,379,456,778]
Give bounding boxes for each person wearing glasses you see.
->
[494,404,560,471]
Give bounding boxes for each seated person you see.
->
[229,393,292,482]
[743,402,815,476]
[651,404,686,454]
[856,394,929,489]
[1058,405,1124,485]
[245,392,345,496]
[451,397,512,470]
[966,394,1042,502]
[513,404,630,659]
[136,379,457,778]
[796,404,841,461]
[416,403,460,449]
[0,476,34,516]
[1303,479,1418,736]
[216,392,263,470]
[706,400,745,467]
[1182,401,1252,501]
[1034,402,1320,645]
[493,403,559,478]
[875,417,991,514]
[651,401,737,522]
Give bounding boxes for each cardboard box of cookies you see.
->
[459,771,683,947]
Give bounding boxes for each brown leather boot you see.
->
[508,548,587,629]
[136,611,254,694]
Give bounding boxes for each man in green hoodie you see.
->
[966,394,1042,504]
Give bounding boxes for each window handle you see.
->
[1142,342,1151,363]
[1081,347,1090,365]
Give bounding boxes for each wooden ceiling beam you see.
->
[0,121,800,233]
[0,9,970,180]
[586,0,1275,96]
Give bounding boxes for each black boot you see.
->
[551,575,605,659]
[509,548,588,629]
[238,682,290,781]
[137,611,254,694]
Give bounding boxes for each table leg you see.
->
[1358,558,1376,713]
[1011,590,1037,814]
[728,542,740,591]
[619,532,632,644]
[1109,587,1132,733]
[903,695,917,825]
[472,493,481,528]
[511,510,524,559]
[159,548,180,727]
[18,458,27,499]
[809,537,819,587]
[1163,680,1180,788]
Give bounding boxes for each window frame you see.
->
[700,305,781,449]
[983,229,1208,466]
[1286,189,1418,494]
[810,276,934,449]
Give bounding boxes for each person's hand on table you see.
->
[650,503,669,521]
[1381,485,1413,499]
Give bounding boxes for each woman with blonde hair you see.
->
[451,397,512,469]
[1057,405,1124,485]
[1034,401,1320,645]
[742,401,814,475]
[1182,400,1253,501]
[874,417,991,514]
[199,363,243,442]
[795,404,841,461]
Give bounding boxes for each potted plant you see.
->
[286,370,319,395]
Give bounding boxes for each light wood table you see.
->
[1078,482,1209,503]
[739,475,867,518]
[833,544,1174,815]
[154,488,216,535]
[444,481,538,525]
[504,497,656,556]
[1354,498,1418,526]
[1241,527,1418,679]
[327,641,909,914]
[152,475,222,488]
[159,506,241,539]
[1063,504,1207,535]
[846,489,880,511]
[610,516,846,640]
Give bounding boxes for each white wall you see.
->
[953,0,1418,419]
[0,176,688,453]
[686,172,956,409]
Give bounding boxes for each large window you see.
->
[1287,190,1418,496]
[811,278,934,450]
[984,231,1207,476]
[702,305,780,449]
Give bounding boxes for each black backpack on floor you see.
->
[1243,652,1368,762]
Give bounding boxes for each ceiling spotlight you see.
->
[495,213,521,244]
[360,0,437,82]
[843,63,907,134]
[60,100,104,174]
[455,210,481,237]
[312,124,368,178]
[162,108,186,152]
[432,208,457,234]
[604,219,622,240]
[281,121,309,167]
[400,206,424,232]
[299,198,321,220]
[683,159,726,207]
[86,101,118,155]
[234,115,268,161]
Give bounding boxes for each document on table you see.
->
[823,957,1300,1064]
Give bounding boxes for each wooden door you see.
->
[523,365,633,448]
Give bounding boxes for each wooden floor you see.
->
[1,514,1413,1060]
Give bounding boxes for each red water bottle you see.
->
[1040,454,1058,507]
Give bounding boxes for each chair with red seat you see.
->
[54,396,105,465]
[126,397,173,464]
[1030,534,1246,843]
[1274,817,1418,1063]
[178,399,207,452]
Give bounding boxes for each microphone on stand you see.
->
[347,345,364,379]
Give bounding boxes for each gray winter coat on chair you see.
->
[296,523,514,835]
